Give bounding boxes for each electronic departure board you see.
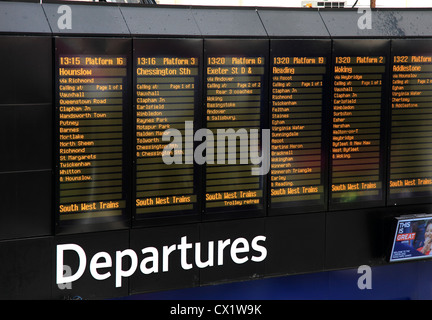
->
[389,40,432,205]
[133,39,202,222]
[204,39,268,217]
[269,40,330,214]
[55,38,131,233]
[329,40,389,209]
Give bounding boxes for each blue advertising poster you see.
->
[390,214,432,262]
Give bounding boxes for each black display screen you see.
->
[203,39,268,217]
[388,40,432,205]
[133,38,202,222]
[329,40,389,210]
[269,39,330,214]
[55,37,131,233]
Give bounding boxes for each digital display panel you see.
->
[390,214,432,262]
[53,35,432,227]
[269,40,330,214]
[133,39,202,221]
[389,40,432,205]
[55,38,131,232]
[204,39,268,216]
[329,40,389,209]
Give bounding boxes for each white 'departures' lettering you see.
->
[56,235,267,288]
